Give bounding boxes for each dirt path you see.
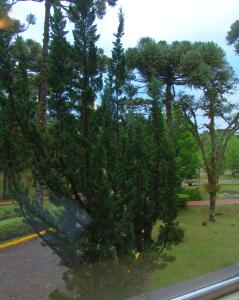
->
[0,239,66,300]
[188,199,239,206]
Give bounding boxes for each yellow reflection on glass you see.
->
[0,16,10,29]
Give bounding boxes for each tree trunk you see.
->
[209,190,216,222]
[208,92,218,222]
[2,170,10,200]
[35,0,51,205]
[36,180,44,205]
[143,222,153,247]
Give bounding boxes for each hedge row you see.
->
[0,204,21,221]
[180,187,202,200]
[0,217,33,242]
[177,194,190,208]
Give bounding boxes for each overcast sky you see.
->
[11,0,239,73]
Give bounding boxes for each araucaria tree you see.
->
[177,43,239,221]
[227,19,239,54]
[126,39,194,141]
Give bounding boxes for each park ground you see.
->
[0,171,239,298]
[1,204,239,299]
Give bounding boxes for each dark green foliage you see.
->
[147,79,183,249]
[227,20,239,54]
[224,135,239,177]
[117,114,152,250]
[108,8,127,120]
[0,0,184,264]
[0,9,34,200]
[158,222,184,247]
[47,5,73,107]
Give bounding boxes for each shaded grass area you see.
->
[148,205,239,290]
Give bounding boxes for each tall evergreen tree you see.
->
[47,5,73,123]
[69,0,102,184]
[0,1,184,264]
[109,8,127,120]
[148,80,183,249]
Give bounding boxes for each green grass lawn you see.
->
[49,205,239,300]
[148,205,239,290]
[219,184,239,193]
[219,174,239,180]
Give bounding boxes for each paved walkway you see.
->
[188,198,239,206]
[0,239,66,300]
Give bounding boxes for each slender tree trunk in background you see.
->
[209,190,216,222]
[35,180,44,204]
[207,170,218,222]
[35,0,51,205]
[208,94,218,222]
[2,170,10,200]
[115,91,119,136]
